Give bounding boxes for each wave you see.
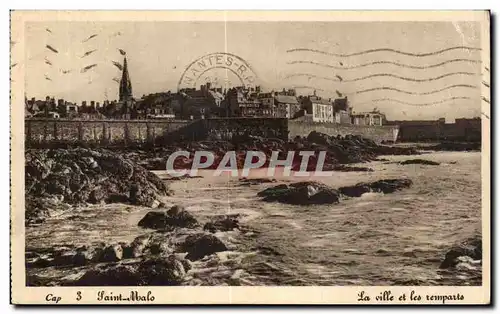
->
[284,72,479,83]
[286,46,482,57]
[354,97,474,107]
[354,85,478,95]
[287,59,482,70]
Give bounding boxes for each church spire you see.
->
[119,56,132,101]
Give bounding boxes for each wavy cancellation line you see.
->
[292,84,479,96]
[286,46,482,58]
[284,72,479,83]
[287,59,482,70]
[354,85,478,95]
[354,97,474,107]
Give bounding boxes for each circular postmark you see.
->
[177,52,258,91]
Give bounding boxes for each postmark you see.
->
[177,52,258,90]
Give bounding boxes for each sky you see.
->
[21,20,485,121]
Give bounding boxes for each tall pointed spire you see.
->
[119,56,132,101]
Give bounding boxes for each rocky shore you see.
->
[24,131,481,286]
[79,132,419,172]
[26,204,246,286]
[25,148,170,225]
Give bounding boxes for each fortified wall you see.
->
[386,118,482,142]
[25,118,290,147]
[288,120,400,143]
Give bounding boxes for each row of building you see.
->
[25,56,387,126]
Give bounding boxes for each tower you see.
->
[119,56,133,102]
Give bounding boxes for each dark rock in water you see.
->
[75,264,141,286]
[430,142,481,152]
[440,235,482,269]
[400,159,440,166]
[179,233,228,261]
[203,214,240,233]
[138,205,198,230]
[167,205,185,216]
[137,256,186,285]
[105,193,130,204]
[25,148,170,224]
[129,183,155,207]
[74,255,187,286]
[138,212,171,229]
[125,235,151,258]
[257,181,340,205]
[331,165,374,172]
[88,188,106,204]
[27,256,54,268]
[239,178,277,186]
[101,244,124,262]
[339,179,413,197]
[144,234,172,256]
[179,258,192,272]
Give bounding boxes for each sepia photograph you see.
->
[10,10,490,304]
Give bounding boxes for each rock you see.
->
[257,181,340,205]
[400,159,440,166]
[149,199,161,209]
[158,202,168,209]
[27,256,54,268]
[73,255,187,286]
[73,244,106,265]
[25,148,170,224]
[101,244,124,262]
[440,235,482,269]
[180,258,192,272]
[138,255,186,285]
[203,214,240,233]
[88,188,106,204]
[331,165,374,172]
[145,235,172,256]
[138,206,198,230]
[339,179,413,197]
[167,205,185,216]
[179,233,228,261]
[105,194,130,204]
[238,178,277,186]
[75,264,141,286]
[430,142,480,152]
[125,235,151,258]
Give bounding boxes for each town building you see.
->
[300,91,334,123]
[352,109,386,126]
[225,86,262,117]
[333,97,352,124]
[180,83,224,119]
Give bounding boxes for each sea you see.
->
[26,151,482,286]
